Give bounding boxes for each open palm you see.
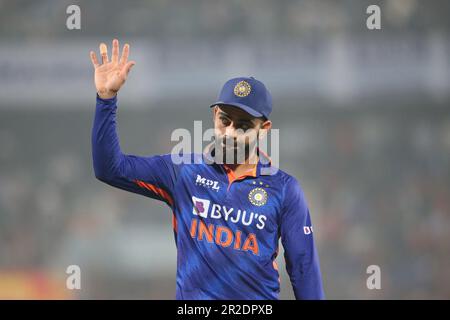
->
[90,39,136,99]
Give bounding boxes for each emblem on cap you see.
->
[248,187,268,206]
[234,80,251,97]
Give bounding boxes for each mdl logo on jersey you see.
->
[195,174,220,191]
[190,196,266,256]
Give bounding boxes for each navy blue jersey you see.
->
[92,95,325,300]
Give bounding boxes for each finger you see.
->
[112,39,119,63]
[122,61,136,77]
[90,51,100,68]
[119,43,129,66]
[99,43,109,64]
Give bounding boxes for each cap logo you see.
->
[233,80,251,97]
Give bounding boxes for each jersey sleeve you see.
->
[280,176,325,300]
[91,94,178,208]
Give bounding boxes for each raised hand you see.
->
[90,39,136,99]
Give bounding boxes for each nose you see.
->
[223,126,238,147]
[225,125,237,139]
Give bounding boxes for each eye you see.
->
[220,116,231,126]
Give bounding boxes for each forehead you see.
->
[216,105,256,122]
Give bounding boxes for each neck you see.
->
[225,151,258,175]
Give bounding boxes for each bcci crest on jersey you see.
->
[248,187,268,206]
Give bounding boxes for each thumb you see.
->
[123,61,136,76]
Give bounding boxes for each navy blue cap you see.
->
[209,76,272,119]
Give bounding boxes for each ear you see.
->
[258,120,272,140]
[212,105,219,120]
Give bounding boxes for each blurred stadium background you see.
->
[0,0,449,299]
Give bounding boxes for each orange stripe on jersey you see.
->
[134,180,174,206]
[273,246,281,284]
[172,213,178,233]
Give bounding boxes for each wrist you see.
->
[96,93,117,105]
[97,89,117,99]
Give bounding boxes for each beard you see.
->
[214,135,258,165]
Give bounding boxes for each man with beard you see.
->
[90,39,324,300]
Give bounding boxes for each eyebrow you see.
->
[218,111,255,124]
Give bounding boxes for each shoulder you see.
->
[271,169,306,209]
[265,166,302,192]
[259,164,306,206]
